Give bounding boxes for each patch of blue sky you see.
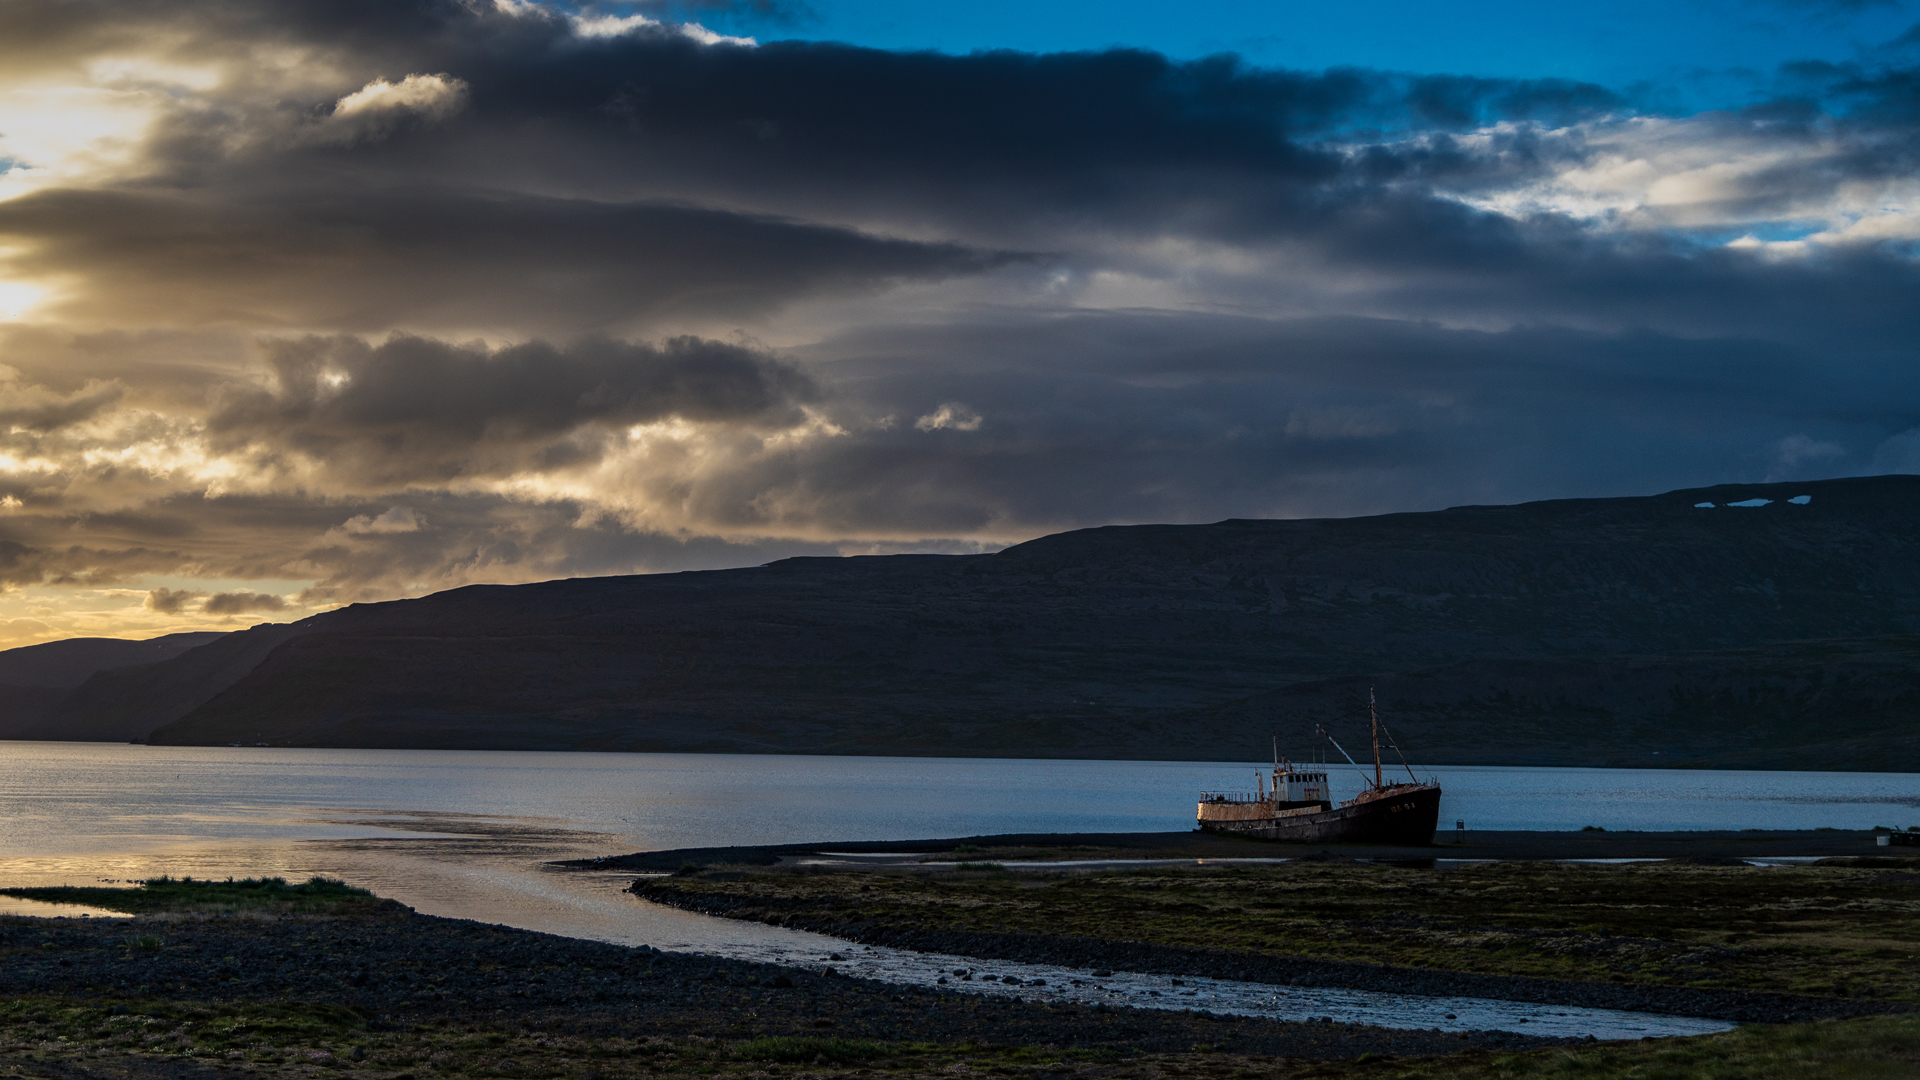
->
[1677,221,1828,251]
[678,0,1920,114]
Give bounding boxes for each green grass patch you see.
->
[639,859,1920,1001]
[0,995,367,1061]
[731,1035,890,1063]
[0,875,382,916]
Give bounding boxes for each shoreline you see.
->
[564,827,1898,871]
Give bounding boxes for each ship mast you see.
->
[1369,687,1382,790]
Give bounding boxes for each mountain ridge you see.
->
[6,475,1919,767]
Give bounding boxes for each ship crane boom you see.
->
[1315,724,1363,771]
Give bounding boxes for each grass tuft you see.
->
[731,1036,889,1064]
[1,874,381,916]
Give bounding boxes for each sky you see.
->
[1,0,1919,647]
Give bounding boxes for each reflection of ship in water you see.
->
[1196,693,1442,845]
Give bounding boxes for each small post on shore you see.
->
[1456,819,1466,845]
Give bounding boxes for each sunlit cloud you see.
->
[571,12,757,47]
[311,73,467,144]
[338,506,423,535]
[1428,115,1920,253]
[914,403,983,432]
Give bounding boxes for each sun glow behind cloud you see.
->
[0,85,166,201]
[0,576,324,648]
[0,278,48,321]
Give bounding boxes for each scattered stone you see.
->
[0,909,1562,1062]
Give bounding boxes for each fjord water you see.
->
[5,742,1919,903]
[1,743,1911,1037]
[3,740,1915,941]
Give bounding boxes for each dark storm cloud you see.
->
[202,591,286,614]
[53,2,1631,250]
[1295,207,1920,349]
[620,0,818,25]
[0,187,1009,334]
[0,539,190,590]
[19,0,1898,336]
[780,309,1920,531]
[0,379,123,432]
[144,587,203,614]
[1401,75,1626,129]
[1787,56,1920,119]
[146,8,1897,294]
[208,333,819,481]
[348,31,1626,240]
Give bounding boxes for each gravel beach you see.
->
[0,908,1560,1061]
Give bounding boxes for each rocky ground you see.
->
[0,906,1555,1065]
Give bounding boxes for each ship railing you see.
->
[1198,791,1267,804]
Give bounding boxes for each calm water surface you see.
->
[2,742,1911,1037]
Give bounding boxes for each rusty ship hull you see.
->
[1197,782,1442,845]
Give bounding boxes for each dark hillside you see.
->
[0,631,227,739]
[1185,636,1920,770]
[13,474,1920,766]
[0,632,227,689]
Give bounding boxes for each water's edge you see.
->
[628,881,1880,1027]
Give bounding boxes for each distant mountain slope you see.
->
[0,632,228,739]
[25,626,299,743]
[0,632,228,688]
[1181,635,1920,771]
[18,475,1920,767]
